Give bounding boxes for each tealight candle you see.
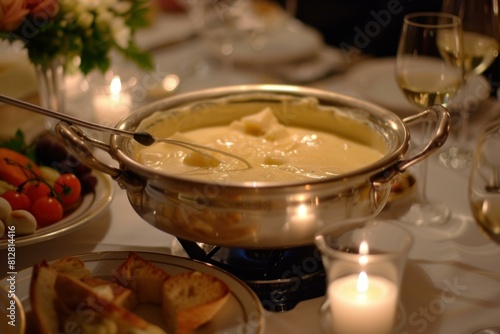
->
[285,204,318,234]
[93,75,132,126]
[315,220,413,334]
[328,272,398,334]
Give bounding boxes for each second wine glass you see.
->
[440,0,500,169]
[469,121,500,245]
[395,12,464,226]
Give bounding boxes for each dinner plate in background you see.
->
[270,46,348,83]
[0,251,265,334]
[345,58,492,117]
[135,11,196,51]
[203,20,324,66]
[0,42,45,141]
[0,43,37,100]
[0,171,114,249]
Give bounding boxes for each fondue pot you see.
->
[56,85,449,249]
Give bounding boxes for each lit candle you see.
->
[328,271,398,334]
[285,204,317,234]
[93,75,132,126]
[292,204,315,223]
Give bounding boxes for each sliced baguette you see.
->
[54,270,167,334]
[114,252,171,305]
[49,256,138,310]
[29,262,59,334]
[30,262,167,334]
[49,256,91,280]
[81,276,138,310]
[162,271,230,334]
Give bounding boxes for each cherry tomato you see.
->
[0,190,31,211]
[53,173,81,206]
[31,196,63,227]
[22,180,52,203]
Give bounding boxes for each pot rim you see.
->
[110,84,410,188]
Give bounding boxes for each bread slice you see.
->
[54,273,167,334]
[162,271,230,334]
[49,256,91,280]
[81,276,138,310]
[114,252,171,305]
[29,262,59,334]
[49,256,138,310]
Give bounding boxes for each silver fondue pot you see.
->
[56,84,449,249]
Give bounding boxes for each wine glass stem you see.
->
[418,120,431,205]
[456,79,471,152]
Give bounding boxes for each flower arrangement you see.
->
[0,0,153,74]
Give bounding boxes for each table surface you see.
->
[1,11,500,334]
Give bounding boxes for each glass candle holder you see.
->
[315,219,413,334]
[92,75,133,127]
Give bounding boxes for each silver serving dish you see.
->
[56,85,449,248]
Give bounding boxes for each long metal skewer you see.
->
[0,94,252,168]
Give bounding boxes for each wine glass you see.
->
[395,12,464,226]
[469,121,500,244]
[439,0,500,169]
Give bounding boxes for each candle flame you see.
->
[297,204,308,217]
[359,240,369,265]
[357,271,368,293]
[110,76,122,99]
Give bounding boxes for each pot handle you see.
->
[373,104,450,184]
[54,121,143,191]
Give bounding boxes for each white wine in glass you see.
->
[439,0,500,169]
[397,63,463,107]
[469,122,500,245]
[395,12,464,226]
[462,31,499,74]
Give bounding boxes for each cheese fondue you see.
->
[134,108,384,183]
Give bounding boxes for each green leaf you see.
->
[0,130,36,161]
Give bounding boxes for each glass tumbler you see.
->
[315,220,413,334]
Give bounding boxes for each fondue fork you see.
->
[0,94,252,169]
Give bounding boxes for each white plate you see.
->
[0,42,37,101]
[135,12,196,51]
[0,171,114,249]
[346,58,492,117]
[204,20,324,65]
[1,251,265,334]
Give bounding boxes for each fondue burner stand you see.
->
[177,239,326,312]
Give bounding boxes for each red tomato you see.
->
[31,196,63,227]
[53,173,81,206]
[0,190,31,211]
[22,181,52,203]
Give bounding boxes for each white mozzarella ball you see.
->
[0,197,12,222]
[6,210,37,236]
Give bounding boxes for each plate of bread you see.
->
[1,251,265,334]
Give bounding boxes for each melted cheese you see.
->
[134,108,384,183]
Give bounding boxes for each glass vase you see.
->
[35,57,67,129]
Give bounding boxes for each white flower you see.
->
[101,0,119,7]
[112,1,132,15]
[59,0,76,11]
[110,17,130,48]
[77,11,93,29]
[95,7,113,30]
[79,0,101,11]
